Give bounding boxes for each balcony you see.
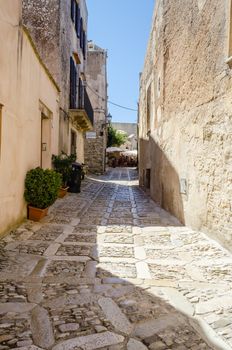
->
[69,86,94,132]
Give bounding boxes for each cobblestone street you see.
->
[0,168,232,350]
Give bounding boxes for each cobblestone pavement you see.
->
[0,168,232,350]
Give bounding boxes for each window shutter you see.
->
[71,0,75,22]
[78,78,84,109]
[75,4,81,37]
[83,31,86,59]
[80,18,83,49]
[70,57,77,109]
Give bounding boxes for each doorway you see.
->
[70,130,77,155]
[145,168,151,190]
[41,112,51,168]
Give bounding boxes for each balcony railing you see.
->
[69,84,94,131]
[78,84,94,125]
[83,87,94,125]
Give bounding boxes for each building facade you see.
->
[22,0,93,162]
[139,0,232,249]
[0,0,60,235]
[112,122,138,150]
[84,41,108,174]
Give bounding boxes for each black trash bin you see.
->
[68,162,82,193]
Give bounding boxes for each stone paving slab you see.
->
[0,168,231,349]
[52,331,125,350]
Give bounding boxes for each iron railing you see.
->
[83,87,94,125]
[77,83,94,126]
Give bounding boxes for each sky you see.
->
[86,0,155,123]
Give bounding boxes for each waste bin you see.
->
[68,162,82,193]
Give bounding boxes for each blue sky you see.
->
[86,0,155,123]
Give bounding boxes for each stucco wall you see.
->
[139,0,232,250]
[85,44,108,174]
[0,0,59,236]
[76,130,85,163]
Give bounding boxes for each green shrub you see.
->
[52,153,76,186]
[24,167,62,209]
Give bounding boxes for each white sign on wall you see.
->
[86,132,97,139]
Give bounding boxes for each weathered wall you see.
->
[112,123,137,137]
[112,122,138,150]
[76,130,85,163]
[0,0,59,236]
[139,0,232,249]
[22,0,88,160]
[59,0,87,162]
[85,43,108,174]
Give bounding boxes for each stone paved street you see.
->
[0,168,232,350]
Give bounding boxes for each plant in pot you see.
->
[52,152,76,198]
[24,167,62,221]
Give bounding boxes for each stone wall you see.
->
[139,0,232,250]
[85,42,108,174]
[85,120,107,174]
[22,0,88,160]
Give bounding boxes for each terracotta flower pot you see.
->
[58,186,69,198]
[28,206,49,221]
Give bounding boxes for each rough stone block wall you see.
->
[22,0,61,85]
[85,45,108,174]
[22,0,88,155]
[84,121,106,174]
[139,0,232,250]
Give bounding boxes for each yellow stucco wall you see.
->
[0,0,60,235]
[74,129,85,164]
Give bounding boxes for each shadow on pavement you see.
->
[0,168,231,350]
[139,137,185,225]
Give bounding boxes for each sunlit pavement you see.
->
[0,168,232,349]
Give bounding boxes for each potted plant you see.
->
[52,153,76,198]
[24,167,61,221]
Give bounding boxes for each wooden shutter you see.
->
[70,57,77,109]
[80,18,83,48]
[71,0,75,22]
[83,31,86,59]
[78,78,83,109]
[75,4,81,37]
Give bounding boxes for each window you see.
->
[75,3,81,37]
[71,1,86,55]
[80,18,83,49]
[78,78,84,108]
[71,0,75,22]
[70,57,77,109]
[146,169,151,190]
[83,31,86,59]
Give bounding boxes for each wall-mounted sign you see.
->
[41,143,47,151]
[86,132,97,139]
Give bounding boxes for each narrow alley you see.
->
[0,168,231,350]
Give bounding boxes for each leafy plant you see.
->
[52,152,76,186]
[24,167,62,209]
[107,124,127,147]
